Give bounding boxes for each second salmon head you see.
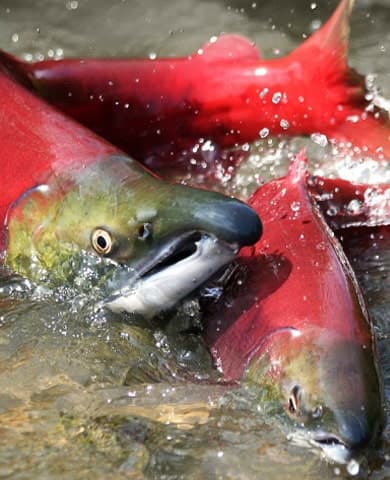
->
[245,326,383,464]
[4,155,261,317]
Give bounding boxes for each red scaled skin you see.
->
[0,66,118,251]
[1,0,389,170]
[204,152,375,378]
[203,151,383,452]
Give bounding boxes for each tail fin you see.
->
[0,50,35,91]
[290,0,390,160]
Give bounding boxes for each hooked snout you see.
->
[158,183,262,248]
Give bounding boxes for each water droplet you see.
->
[259,128,269,138]
[311,133,328,147]
[346,459,360,476]
[290,201,301,212]
[55,48,64,59]
[347,114,360,123]
[149,52,157,60]
[310,2,317,9]
[310,19,322,31]
[66,0,78,10]
[272,92,282,104]
[280,119,290,130]
[326,205,338,216]
[346,199,363,214]
[259,87,269,99]
[11,33,19,43]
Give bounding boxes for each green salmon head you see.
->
[246,327,383,464]
[4,155,261,317]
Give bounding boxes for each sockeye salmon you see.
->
[0,0,388,171]
[203,151,384,463]
[0,64,261,317]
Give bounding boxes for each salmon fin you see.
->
[291,0,390,160]
[0,50,34,90]
[196,34,261,62]
[287,149,308,184]
[291,0,353,68]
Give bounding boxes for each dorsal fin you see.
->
[287,149,308,184]
[194,34,261,62]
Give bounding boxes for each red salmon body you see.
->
[205,152,375,378]
[1,0,388,170]
[0,65,118,250]
[308,175,390,230]
[203,151,384,458]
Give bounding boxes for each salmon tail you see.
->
[290,0,390,160]
[0,50,35,90]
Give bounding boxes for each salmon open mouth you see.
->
[290,429,353,464]
[104,231,238,318]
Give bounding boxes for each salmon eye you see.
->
[137,223,152,241]
[288,385,301,414]
[91,228,113,255]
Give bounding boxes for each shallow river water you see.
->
[0,0,389,479]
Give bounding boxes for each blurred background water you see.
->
[0,0,389,478]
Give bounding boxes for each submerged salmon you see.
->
[204,151,384,463]
[308,175,390,230]
[0,0,388,170]
[0,64,261,317]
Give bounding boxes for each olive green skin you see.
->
[245,326,383,454]
[4,155,261,309]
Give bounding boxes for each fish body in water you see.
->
[204,151,384,463]
[0,65,261,317]
[0,0,388,169]
[308,175,390,230]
